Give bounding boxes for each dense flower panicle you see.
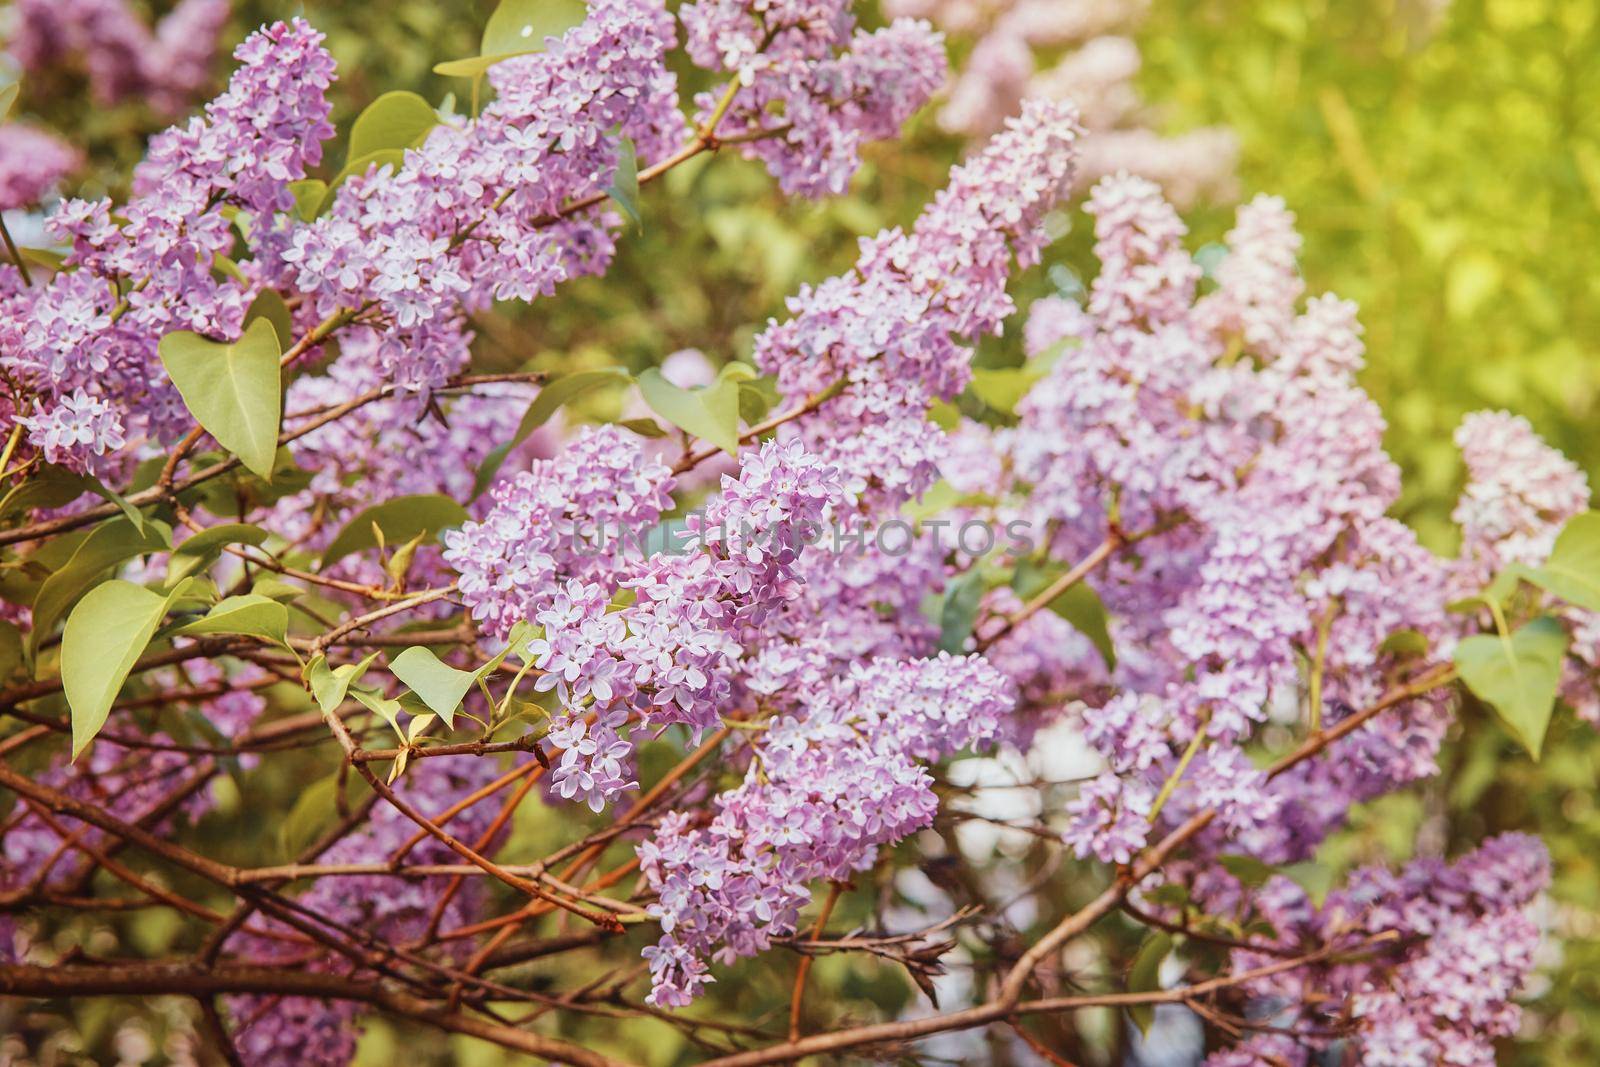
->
[755,99,1081,510]
[277,0,685,387]
[1,18,336,475]
[640,653,1013,1005]
[679,0,945,196]
[445,424,677,639]
[7,0,229,110]
[0,124,82,211]
[1452,409,1590,588]
[1193,834,1549,1066]
[991,175,1459,867]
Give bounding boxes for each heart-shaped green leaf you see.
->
[321,494,470,567]
[172,594,289,646]
[638,364,749,456]
[348,90,438,161]
[158,318,283,480]
[31,518,172,647]
[389,646,481,728]
[1454,616,1569,759]
[63,581,177,758]
[1523,511,1600,613]
[434,0,588,78]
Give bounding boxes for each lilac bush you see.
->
[0,1,1595,1063]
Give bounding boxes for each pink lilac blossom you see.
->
[639,653,1014,1005]
[0,124,81,211]
[1194,833,1548,1066]
[275,0,686,391]
[1,17,335,475]
[679,0,946,196]
[755,99,1082,511]
[6,0,230,110]
[889,0,1235,205]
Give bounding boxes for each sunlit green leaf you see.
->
[321,494,469,567]
[31,518,172,646]
[62,581,175,758]
[434,0,587,78]
[158,318,283,480]
[1523,511,1600,613]
[389,646,478,728]
[1454,616,1569,760]
[347,90,437,161]
[172,594,289,646]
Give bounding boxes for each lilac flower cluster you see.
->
[679,0,946,195]
[6,0,230,112]
[0,124,81,211]
[1,18,336,475]
[755,98,1082,511]
[640,653,1014,1005]
[1189,833,1549,1066]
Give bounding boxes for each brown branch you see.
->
[0,962,631,1067]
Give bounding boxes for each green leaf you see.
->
[347,90,437,161]
[321,494,469,568]
[1126,932,1174,1035]
[472,368,630,496]
[172,595,289,646]
[1523,511,1600,612]
[158,318,283,480]
[1012,558,1116,669]
[306,651,382,715]
[606,137,641,230]
[1379,628,1431,657]
[31,518,172,647]
[389,646,478,727]
[434,0,588,78]
[166,523,269,587]
[737,376,781,425]
[0,620,23,684]
[350,686,406,739]
[617,417,667,438]
[638,366,743,456]
[62,581,176,758]
[0,81,17,122]
[1454,616,1569,759]
[936,567,986,654]
[967,366,1045,416]
[244,289,295,351]
[289,179,328,222]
